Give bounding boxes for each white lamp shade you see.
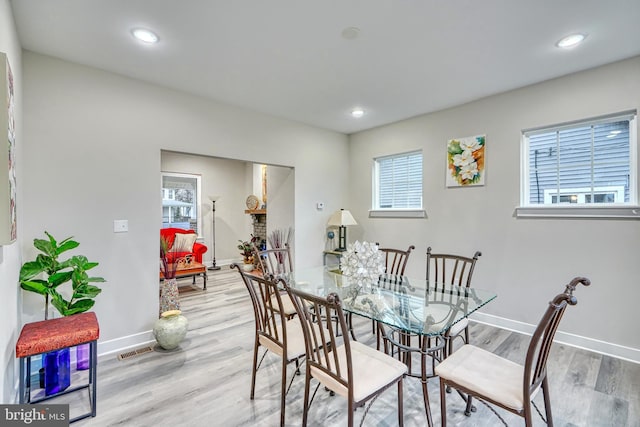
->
[327,209,357,226]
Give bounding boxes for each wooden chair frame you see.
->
[438,277,591,427]
[232,264,303,427]
[287,287,406,427]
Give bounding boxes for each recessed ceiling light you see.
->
[556,33,586,49]
[341,27,360,40]
[351,108,365,118]
[131,28,159,44]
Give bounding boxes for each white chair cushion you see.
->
[259,317,328,361]
[270,293,298,317]
[310,341,407,402]
[435,344,538,411]
[446,317,469,338]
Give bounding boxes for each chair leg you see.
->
[280,358,287,427]
[348,398,354,427]
[398,378,404,427]
[250,339,259,399]
[542,376,554,426]
[301,369,311,427]
[439,377,447,427]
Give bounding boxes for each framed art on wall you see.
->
[0,52,16,244]
[446,134,486,187]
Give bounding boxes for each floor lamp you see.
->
[208,195,221,271]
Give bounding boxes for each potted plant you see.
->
[19,231,105,394]
[237,235,258,271]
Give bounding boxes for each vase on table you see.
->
[153,310,188,350]
[160,277,180,317]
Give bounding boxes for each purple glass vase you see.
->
[43,348,71,396]
[76,343,90,370]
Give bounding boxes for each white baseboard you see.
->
[97,330,156,358]
[470,312,640,364]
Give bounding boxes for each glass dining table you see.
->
[286,266,497,427]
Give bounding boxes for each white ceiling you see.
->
[9,0,640,134]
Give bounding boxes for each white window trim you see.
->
[368,209,427,218]
[161,172,203,236]
[372,150,424,217]
[517,111,638,219]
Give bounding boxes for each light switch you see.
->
[113,220,128,233]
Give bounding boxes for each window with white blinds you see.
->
[518,111,639,219]
[373,151,423,211]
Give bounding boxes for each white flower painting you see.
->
[447,135,486,187]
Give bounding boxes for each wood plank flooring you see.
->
[70,268,639,426]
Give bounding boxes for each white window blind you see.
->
[373,151,423,210]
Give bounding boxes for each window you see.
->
[371,151,424,218]
[161,172,202,235]
[518,111,639,219]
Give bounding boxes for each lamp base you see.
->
[207,266,221,271]
[334,247,347,252]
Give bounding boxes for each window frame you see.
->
[161,172,203,235]
[516,110,640,219]
[370,150,426,218]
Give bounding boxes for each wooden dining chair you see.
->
[232,263,306,427]
[436,276,591,426]
[372,244,415,345]
[426,246,481,357]
[286,286,408,427]
[252,243,297,319]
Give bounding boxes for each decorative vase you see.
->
[43,348,71,396]
[160,277,180,316]
[153,310,188,350]
[76,343,90,370]
[242,262,254,272]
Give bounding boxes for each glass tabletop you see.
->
[288,266,497,337]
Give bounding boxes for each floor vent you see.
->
[117,345,154,361]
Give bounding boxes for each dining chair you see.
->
[426,246,482,357]
[232,263,306,427]
[372,244,415,346]
[435,276,591,426]
[252,243,297,319]
[286,286,408,427]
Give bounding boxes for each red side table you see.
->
[16,312,100,423]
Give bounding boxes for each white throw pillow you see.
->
[173,233,197,252]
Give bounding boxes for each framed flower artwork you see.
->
[446,134,485,187]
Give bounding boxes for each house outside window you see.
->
[518,111,639,219]
[371,150,425,218]
[161,172,202,235]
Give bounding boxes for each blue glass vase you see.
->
[43,348,71,396]
[76,343,90,370]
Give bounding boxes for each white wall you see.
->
[0,0,22,403]
[21,51,349,357]
[349,56,640,361]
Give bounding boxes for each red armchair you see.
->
[160,228,208,264]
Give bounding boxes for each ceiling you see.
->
[9,0,640,134]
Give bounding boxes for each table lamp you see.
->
[327,209,357,251]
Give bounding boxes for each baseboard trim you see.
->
[470,312,640,364]
[97,330,156,358]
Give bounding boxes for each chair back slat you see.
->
[377,244,415,276]
[234,265,289,353]
[426,247,481,288]
[253,243,293,277]
[287,288,352,394]
[524,277,591,399]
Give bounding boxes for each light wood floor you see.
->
[71,268,639,426]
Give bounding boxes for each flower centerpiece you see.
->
[340,241,385,289]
